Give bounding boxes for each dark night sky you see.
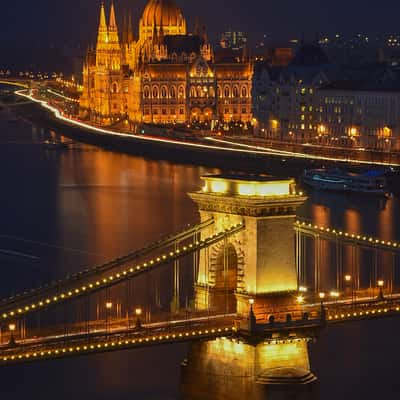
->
[2,0,400,47]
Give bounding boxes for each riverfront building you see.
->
[252,42,400,151]
[80,0,253,126]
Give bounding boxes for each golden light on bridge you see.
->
[377,280,384,287]
[201,175,297,197]
[135,308,143,316]
[344,274,352,282]
[296,295,305,304]
[8,323,16,332]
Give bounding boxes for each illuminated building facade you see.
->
[252,43,333,140]
[317,84,400,150]
[80,1,253,126]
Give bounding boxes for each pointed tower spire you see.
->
[108,1,120,45]
[109,1,117,31]
[97,2,108,45]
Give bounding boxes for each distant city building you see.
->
[252,42,335,140]
[220,30,248,50]
[252,42,400,150]
[80,1,253,126]
[317,75,400,151]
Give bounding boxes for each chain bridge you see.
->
[1,174,399,391]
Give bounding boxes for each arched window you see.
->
[190,87,196,98]
[241,86,247,98]
[112,82,118,93]
[209,87,215,98]
[233,86,239,98]
[161,86,167,98]
[224,86,230,98]
[170,86,176,98]
[197,86,203,98]
[91,77,95,89]
[178,86,185,99]
[144,87,150,98]
[217,86,222,98]
[152,86,159,98]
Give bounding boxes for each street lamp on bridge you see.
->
[344,275,354,304]
[135,308,143,329]
[8,323,16,346]
[377,280,385,300]
[106,302,113,334]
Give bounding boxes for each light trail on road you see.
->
[15,89,400,167]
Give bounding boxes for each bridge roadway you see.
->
[1,220,243,322]
[3,294,400,366]
[295,219,400,252]
[0,314,236,366]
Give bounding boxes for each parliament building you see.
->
[80,0,253,126]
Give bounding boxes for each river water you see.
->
[0,105,400,399]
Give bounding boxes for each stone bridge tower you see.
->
[189,174,307,316]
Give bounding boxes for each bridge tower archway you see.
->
[213,242,238,290]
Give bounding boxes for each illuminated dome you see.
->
[141,0,185,28]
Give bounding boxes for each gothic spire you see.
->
[109,1,117,31]
[108,1,120,45]
[97,2,108,44]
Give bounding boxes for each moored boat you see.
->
[302,168,390,196]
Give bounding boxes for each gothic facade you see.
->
[80,0,253,126]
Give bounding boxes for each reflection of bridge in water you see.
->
[1,174,399,397]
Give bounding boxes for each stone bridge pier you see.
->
[186,175,316,398]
